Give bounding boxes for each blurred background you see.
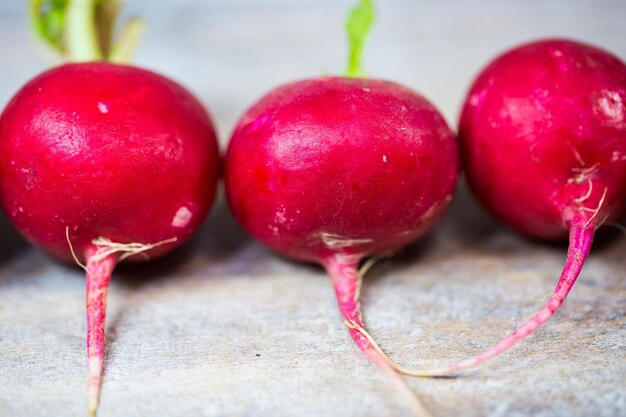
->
[0,1,625,417]
[2,0,626,141]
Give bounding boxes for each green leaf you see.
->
[65,0,104,61]
[345,0,375,77]
[30,0,70,53]
[28,0,140,63]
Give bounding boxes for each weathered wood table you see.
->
[1,1,624,416]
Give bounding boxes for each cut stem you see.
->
[345,0,375,77]
[85,246,117,417]
[94,0,122,57]
[29,0,68,54]
[405,224,595,377]
[108,17,145,64]
[66,0,103,61]
[29,0,142,64]
[324,255,431,417]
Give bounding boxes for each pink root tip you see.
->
[324,256,431,416]
[411,225,595,377]
[88,356,102,416]
[85,249,116,416]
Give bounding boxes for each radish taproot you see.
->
[413,39,626,376]
[0,1,219,414]
[225,0,458,412]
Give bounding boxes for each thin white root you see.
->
[354,251,394,303]
[345,319,435,378]
[358,251,394,280]
[571,162,599,179]
[90,236,178,263]
[66,227,88,272]
[582,186,608,229]
[569,163,600,185]
[571,163,599,175]
[320,232,374,249]
[345,319,396,368]
[572,148,585,166]
[65,226,178,266]
[344,320,433,416]
[573,179,593,204]
[530,292,553,303]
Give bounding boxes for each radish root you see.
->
[582,186,608,229]
[65,226,177,268]
[325,256,432,416]
[403,224,595,377]
[86,251,115,417]
[65,227,178,416]
[335,225,596,379]
[90,236,178,263]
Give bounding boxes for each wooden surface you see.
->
[1,1,625,416]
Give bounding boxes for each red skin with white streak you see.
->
[414,39,626,377]
[226,76,458,409]
[0,63,219,260]
[461,39,626,239]
[0,62,219,412]
[227,77,458,261]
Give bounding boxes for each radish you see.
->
[412,39,626,376]
[0,1,219,414]
[225,0,458,412]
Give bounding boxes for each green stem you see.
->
[94,0,122,57]
[28,0,142,64]
[66,0,103,61]
[345,0,375,77]
[29,0,69,54]
[108,17,145,63]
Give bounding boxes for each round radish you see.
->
[1,2,220,414]
[226,76,457,265]
[416,39,626,376]
[0,61,219,413]
[226,3,458,411]
[0,63,218,263]
[226,75,457,414]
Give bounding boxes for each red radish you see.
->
[0,61,219,415]
[225,1,458,412]
[226,77,457,264]
[0,2,219,414]
[412,39,626,377]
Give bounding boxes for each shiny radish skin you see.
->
[461,39,626,239]
[226,76,458,412]
[226,77,458,262]
[0,62,220,412]
[417,39,626,377]
[0,63,219,262]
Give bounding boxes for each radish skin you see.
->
[411,39,626,377]
[14,2,220,414]
[226,2,458,411]
[0,63,219,414]
[85,251,116,413]
[225,76,458,413]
